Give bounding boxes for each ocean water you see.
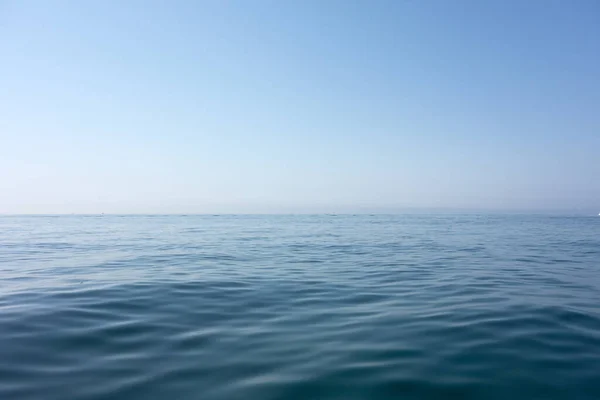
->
[1,214,600,400]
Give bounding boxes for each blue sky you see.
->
[1,0,598,213]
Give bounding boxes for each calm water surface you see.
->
[1,214,600,399]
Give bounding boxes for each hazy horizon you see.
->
[1,206,597,216]
[2,0,599,214]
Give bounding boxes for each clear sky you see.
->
[1,0,599,214]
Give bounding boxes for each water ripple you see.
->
[1,214,600,399]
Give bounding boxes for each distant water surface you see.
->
[1,214,600,399]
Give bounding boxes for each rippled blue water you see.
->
[1,214,600,399]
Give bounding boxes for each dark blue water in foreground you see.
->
[1,214,600,399]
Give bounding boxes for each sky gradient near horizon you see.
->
[1,0,599,214]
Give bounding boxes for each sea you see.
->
[1,214,599,400]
